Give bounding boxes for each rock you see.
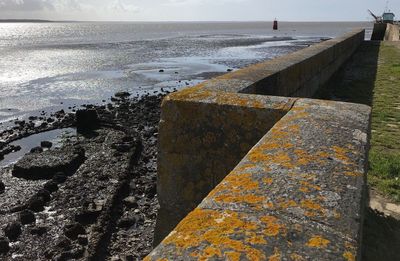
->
[58,246,85,259]
[56,236,72,250]
[112,143,132,153]
[44,181,58,192]
[52,172,67,184]
[27,196,46,212]
[75,209,100,225]
[77,235,88,246]
[227,68,233,72]
[123,196,138,209]
[0,180,5,194]
[30,226,48,236]
[145,184,157,198]
[27,189,51,212]
[0,237,10,254]
[64,223,86,240]
[40,141,53,148]
[19,210,36,225]
[13,146,85,180]
[4,222,22,241]
[118,217,137,229]
[111,256,122,261]
[114,92,131,99]
[30,146,43,153]
[76,109,100,133]
[36,189,51,202]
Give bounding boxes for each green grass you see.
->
[368,43,400,202]
[316,42,400,202]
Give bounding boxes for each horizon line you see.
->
[0,19,375,24]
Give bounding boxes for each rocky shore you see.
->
[0,92,165,260]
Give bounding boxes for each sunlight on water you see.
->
[0,22,373,123]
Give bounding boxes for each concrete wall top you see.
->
[163,29,364,97]
[147,98,371,260]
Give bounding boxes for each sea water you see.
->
[0,21,372,123]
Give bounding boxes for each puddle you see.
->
[0,128,76,168]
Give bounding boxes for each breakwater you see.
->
[147,29,371,260]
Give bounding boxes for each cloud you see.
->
[165,0,247,6]
[108,0,140,13]
[0,0,54,11]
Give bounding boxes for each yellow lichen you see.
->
[268,248,282,261]
[300,181,321,191]
[225,251,242,261]
[199,246,222,260]
[245,234,267,245]
[263,177,273,185]
[343,251,355,261]
[278,200,297,209]
[306,236,330,248]
[301,199,322,211]
[343,171,363,177]
[163,209,266,260]
[332,146,351,163]
[260,216,285,237]
[290,253,305,261]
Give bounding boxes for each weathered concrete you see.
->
[150,29,371,259]
[148,99,370,260]
[371,23,399,41]
[155,91,296,244]
[154,29,366,245]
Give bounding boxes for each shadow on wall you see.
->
[314,41,380,106]
[362,207,400,261]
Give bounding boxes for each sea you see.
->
[0,21,372,124]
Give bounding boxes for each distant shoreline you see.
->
[0,19,54,23]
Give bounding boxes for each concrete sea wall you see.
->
[148,29,371,260]
[371,23,400,41]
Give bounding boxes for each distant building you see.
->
[383,12,395,24]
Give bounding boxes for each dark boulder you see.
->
[27,189,51,212]
[77,235,88,246]
[0,180,5,194]
[4,222,22,241]
[76,109,99,133]
[30,146,43,153]
[52,172,67,184]
[19,210,36,225]
[0,237,10,254]
[12,146,85,180]
[64,223,86,240]
[30,226,48,236]
[40,141,53,148]
[44,181,58,192]
[114,91,131,99]
[123,196,138,209]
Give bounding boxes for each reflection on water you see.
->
[0,128,76,168]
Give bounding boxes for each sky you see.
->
[0,0,398,22]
